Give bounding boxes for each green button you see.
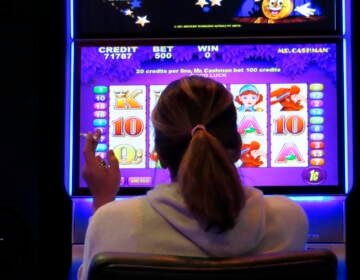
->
[93,86,108,94]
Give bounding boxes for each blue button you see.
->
[310,125,324,133]
[96,144,108,152]
[94,95,107,102]
[309,92,324,99]
[93,119,107,127]
[309,108,324,116]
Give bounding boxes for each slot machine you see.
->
[65,1,353,278]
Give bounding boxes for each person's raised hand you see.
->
[82,129,120,211]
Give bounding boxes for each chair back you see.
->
[88,249,338,280]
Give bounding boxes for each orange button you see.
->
[310,158,325,166]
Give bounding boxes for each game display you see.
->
[72,40,343,195]
[75,0,340,38]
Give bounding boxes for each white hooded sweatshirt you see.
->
[77,183,309,280]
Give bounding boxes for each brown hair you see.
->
[151,75,245,232]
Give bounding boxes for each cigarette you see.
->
[80,133,98,141]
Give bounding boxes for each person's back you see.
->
[78,75,309,280]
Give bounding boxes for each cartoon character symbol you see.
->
[260,0,294,22]
[253,0,316,23]
[235,84,264,112]
[270,85,306,111]
[240,141,266,167]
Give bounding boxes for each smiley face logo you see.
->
[262,0,294,21]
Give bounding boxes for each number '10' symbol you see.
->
[274,116,305,135]
[113,117,144,136]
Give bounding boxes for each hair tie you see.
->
[191,124,206,136]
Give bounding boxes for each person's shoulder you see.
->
[87,196,148,235]
[253,195,309,253]
[264,195,309,228]
[243,188,305,217]
[244,186,264,197]
[92,196,146,221]
[265,195,305,213]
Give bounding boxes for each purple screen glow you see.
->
[75,42,340,192]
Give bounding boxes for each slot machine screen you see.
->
[71,39,344,196]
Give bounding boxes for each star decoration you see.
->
[130,0,142,9]
[123,9,133,16]
[135,15,150,27]
[195,0,208,9]
[210,0,222,6]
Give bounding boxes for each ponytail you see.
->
[152,75,245,232]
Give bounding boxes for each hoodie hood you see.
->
[146,183,266,257]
